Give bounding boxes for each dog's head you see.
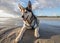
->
[18,1,33,21]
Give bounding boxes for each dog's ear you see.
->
[27,1,32,10]
[18,4,25,12]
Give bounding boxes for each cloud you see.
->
[0,10,17,18]
[1,0,60,12]
[0,0,60,17]
[32,0,40,10]
[0,0,20,17]
[52,13,57,16]
[32,0,60,10]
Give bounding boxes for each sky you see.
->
[0,0,60,18]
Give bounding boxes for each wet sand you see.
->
[0,23,60,43]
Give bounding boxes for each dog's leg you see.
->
[15,26,27,43]
[34,27,40,38]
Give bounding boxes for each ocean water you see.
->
[0,18,60,33]
[0,18,60,26]
[40,20,60,26]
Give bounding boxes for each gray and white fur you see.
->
[15,1,40,43]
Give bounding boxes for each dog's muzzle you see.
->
[22,15,24,18]
[22,15,26,21]
[22,15,29,21]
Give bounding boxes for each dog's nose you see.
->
[22,15,24,18]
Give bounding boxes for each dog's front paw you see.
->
[35,34,40,38]
[34,28,40,38]
[13,39,18,43]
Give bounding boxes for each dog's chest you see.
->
[24,19,37,28]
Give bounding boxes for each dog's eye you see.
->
[25,11,27,13]
[24,9,27,13]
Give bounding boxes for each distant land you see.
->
[37,16,60,18]
[0,16,60,18]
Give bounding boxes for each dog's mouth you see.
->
[23,18,26,21]
[22,15,29,21]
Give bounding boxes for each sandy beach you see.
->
[0,24,60,43]
[0,18,60,43]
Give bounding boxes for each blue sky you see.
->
[18,0,60,16]
[0,0,60,18]
[34,8,60,16]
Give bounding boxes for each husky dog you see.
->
[15,1,40,43]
